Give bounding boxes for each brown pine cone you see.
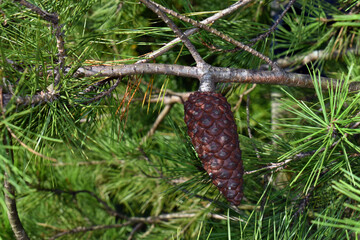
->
[184,91,244,206]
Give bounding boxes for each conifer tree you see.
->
[1,0,360,239]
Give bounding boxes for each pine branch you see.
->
[70,64,360,91]
[3,62,359,108]
[137,0,253,63]
[139,0,207,68]
[144,0,280,70]
[13,0,65,87]
[48,210,238,239]
[34,187,127,219]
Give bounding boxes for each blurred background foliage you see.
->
[1,0,360,239]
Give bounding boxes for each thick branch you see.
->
[70,64,360,92]
[1,89,29,240]
[3,174,30,240]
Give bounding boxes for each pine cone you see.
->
[184,91,244,205]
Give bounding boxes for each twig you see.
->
[1,88,30,240]
[80,78,122,104]
[49,212,238,239]
[293,168,329,219]
[232,84,257,111]
[13,0,58,24]
[127,223,143,240]
[0,87,57,162]
[141,104,173,144]
[246,94,261,161]
[139,0,207,69]
[13,0,65,86]
[138,148,229,208]
[49,222,133,240]
[5,126,57,162]
[145,0,280,70]
[1,90,58,107]
[54,23,65,87]
[276,48,360,69]
[35,187,127,220]
[245,116,360,175]
[246,93,269,212]
[51,160,125,167]
[250,0,296,43]
[137,0,253,63]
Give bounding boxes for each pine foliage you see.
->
[0,0,360,239]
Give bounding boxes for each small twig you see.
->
[80,78,115,94]
[51,160,125,167]
[139,0,207,69]
[246,94,262,161]
[232,84,257,111]
[49,212,235,239]
[35,187,127,220]
[138,148,230,208]
[127,223,143,240]
[276,48,360,69]
[0,87,57,162]
[54,24,66,87]
[80,78,122,104]
[141,104,173,144]
[6,126,57,162]
[49,222,133,240]
[245,117,360,175]
[145,0,280,70]
[293,168,329,219]
[3,172,30,240]
[1,90,58,108]
[250,0,296,43]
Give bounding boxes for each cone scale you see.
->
[184,91,244,205]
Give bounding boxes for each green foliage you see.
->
[1,0,360,239]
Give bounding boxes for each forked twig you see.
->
[137,0,253,63]
[139,0,207,68]
[144,0,280,70]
